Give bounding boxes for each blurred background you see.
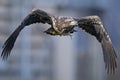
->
[0,0,120,80]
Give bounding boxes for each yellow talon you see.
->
[51,31,57,35]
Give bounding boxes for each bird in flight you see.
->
[1,9,117,74]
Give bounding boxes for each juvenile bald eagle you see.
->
[1,9,117,74]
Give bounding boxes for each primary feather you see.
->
[1,9,52,60]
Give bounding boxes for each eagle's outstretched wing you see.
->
[1,9,52,60]
[78,16,117,74]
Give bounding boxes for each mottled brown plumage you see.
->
[1,9,117,74]
[78,16,117,74]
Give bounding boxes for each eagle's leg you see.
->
[44,27,58,35]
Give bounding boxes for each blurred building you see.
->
[0,0,120,80]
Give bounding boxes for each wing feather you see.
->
[78,16,117,74]
[1,9,52,60]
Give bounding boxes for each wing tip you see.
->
[102,39,117,74]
